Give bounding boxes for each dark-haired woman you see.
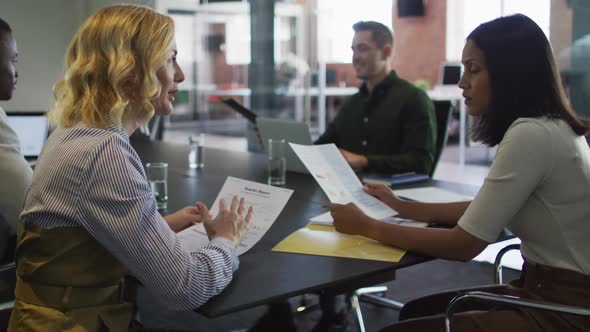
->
[328,14,590,332]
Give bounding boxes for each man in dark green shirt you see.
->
[311,21,436,332]
[316,21,436,175]
[249,21,437,332]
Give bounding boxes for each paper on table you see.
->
[309,211,428,228]
[394,187,472,203]
[380,216,429,228]
[289,143,395,220]
[272,224,406,263]
[178,176,293,255]
[309,211,333,225]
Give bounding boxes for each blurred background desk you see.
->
[193,85,359,134]
[191,85,470,166]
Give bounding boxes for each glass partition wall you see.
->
[159,0,590,153]
[166,1,308,147]
[162,0,395,147]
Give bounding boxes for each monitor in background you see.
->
[5,112,49,161]
[398,0,425,17]
[440,63,462,86]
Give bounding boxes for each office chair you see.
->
[430,100,453,177]
[444,244,590,332]
[350,286,402,332]
[150,115,165,141]
[349,100,454,332]
[0,214,16,265]
[0,262,16,328]
[130,115,165,142]
[0,235,16,266]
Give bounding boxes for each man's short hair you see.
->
[352,21,393,49]
[0,18,12,34]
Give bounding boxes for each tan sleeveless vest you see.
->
[8,224,134,331]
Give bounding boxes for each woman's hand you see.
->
[363,183,403,209]
[164,203,210,233]
[197,195,254,246]
[327,202,374,236]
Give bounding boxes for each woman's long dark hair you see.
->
[468,14,590,146]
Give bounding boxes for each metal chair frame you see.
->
[444,245,590,332]
[0,262,16,329]
[352,100,453,332]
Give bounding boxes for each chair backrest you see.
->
[149,116,164,141]
[0,262,16,328]
[0,235,15,265]
[431,100,453,177]
[0,262,16,304]
[0,212,16,264]
[130,115,164,143]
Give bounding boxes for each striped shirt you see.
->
[20,124,238,311]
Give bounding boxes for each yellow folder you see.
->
[272,224,406,262]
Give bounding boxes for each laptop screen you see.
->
[6,112,49,159]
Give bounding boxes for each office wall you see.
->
[329,0,573,88]
[0,0,85,112]
[391,0,446,86]
[551,0,573,68]
[0,0,156,113]
[86,0,156,16]
[569,0,590,118]
[304,0,447,89]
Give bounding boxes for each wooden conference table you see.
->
[132,139,486,318]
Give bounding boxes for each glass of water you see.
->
[146,162,168,210]
[267,138,286,186]
[188,134,205,169]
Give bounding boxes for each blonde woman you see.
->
[9,5,252,331]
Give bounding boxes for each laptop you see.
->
[256,117,313,174]
[6,112,49,165]
[221,98,313,174]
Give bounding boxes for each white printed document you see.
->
[394,187,472,203]
[290,143,395,219]
[178,176,293,255]
[309,212,428,228]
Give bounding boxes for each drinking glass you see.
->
[267,138,286,186]
[188,134,205,169]
[146,162,168,210]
